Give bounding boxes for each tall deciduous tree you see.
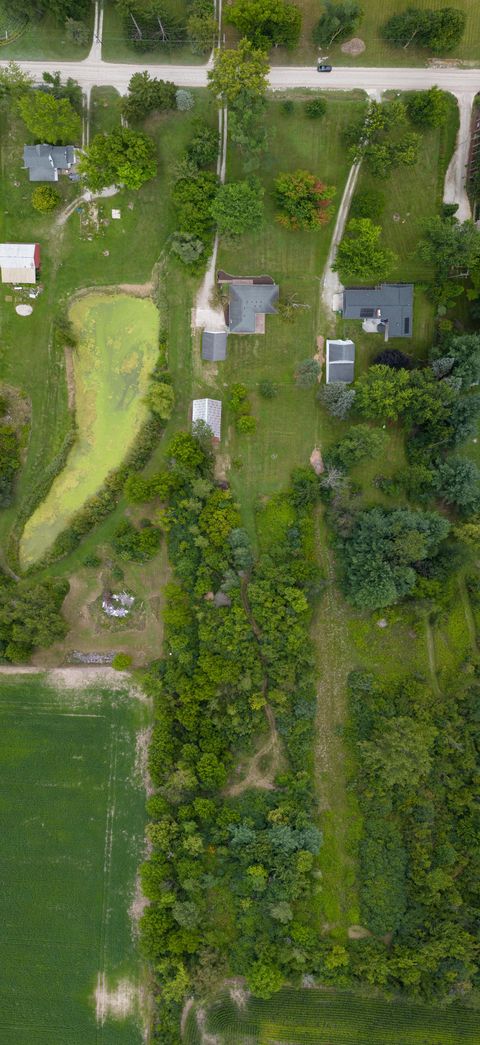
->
[208,39,269,107]
[418,217,480,281]
[226,0,301,50]
[313,0,363,48]
[275,169,335,230]
[17,91,81,144]
[211,180,264,236]
[78,127,158,190]
[334,218,396,283]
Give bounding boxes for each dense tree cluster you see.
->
[0,395,21,507]
[225,0,301,50]
[382,6,466,53]
[114,0,216,55]
[139,437,324,1039]
[0,576,68,662]
[345,669,480,997]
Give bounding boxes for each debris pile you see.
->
[102,591,135,619]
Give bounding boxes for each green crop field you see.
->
[267,0,480,66]
[184,989,480,1044]
[20,293,159,566]
[0,673,149,1045]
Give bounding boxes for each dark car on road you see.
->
[317,63,332,72]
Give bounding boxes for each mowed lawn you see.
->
[0,675,149,1045]
[268,0,480,65]
[20,293,159,566]
[213,94,366,530]
[184,989,480,1045]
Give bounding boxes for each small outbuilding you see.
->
[192,398,222,441]
[23,144,75,182]
[326,339,355,383]
[0,243,40,284]
[202,329,228,362]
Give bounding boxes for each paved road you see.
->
[0,55,479,94]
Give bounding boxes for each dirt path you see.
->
[458,576,478,651]
[321,159,362,319]
[425,618,441,697]
[443,92,474,222]
[193,106,228,330]
[226,576,282,795]
[312,510,360,928]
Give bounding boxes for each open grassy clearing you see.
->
[184,988,480,1044]
[20,292,159,566]
[0,2,94,59]
[263,0,480,66]
[34,542,170,667]
[90,86,123,137]
[101,0,204,64]
[0,673,149,1045]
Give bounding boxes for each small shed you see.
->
[326,339,355,383]
[0,243,39,284]
[192,398,222,441]
[202,329,228,362]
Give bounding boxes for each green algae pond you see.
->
[20,292,158,566]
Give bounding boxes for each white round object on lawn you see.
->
[16,304,33,316]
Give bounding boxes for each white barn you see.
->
[192,398,222,441]
[0,243,40,284]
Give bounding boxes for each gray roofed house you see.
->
[228,282,279,334]
[202,329,228,361]
[326,339,355,383]
[23,144,76,182]
[343,283,413,339]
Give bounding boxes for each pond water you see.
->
[20,292,159,566]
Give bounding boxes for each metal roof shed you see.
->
[192,398,222,441]
[202,330,228,361]
[0,243,39,284]
[326,339,355,383]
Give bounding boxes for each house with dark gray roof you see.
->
[343,283,413,339]
[201,330,228,362]
[228,282,279,334]
[217,274,279,335]
[326,339,355,383]
[23,144,76,182]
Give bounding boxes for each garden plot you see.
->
[20,292,158,566]
[0,673,149,1045]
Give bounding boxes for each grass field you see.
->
[184,988,480,1044]
[0,2,93,59]
[20,293,159,566]
[0,672,149,1045]
[266,0,480,66]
